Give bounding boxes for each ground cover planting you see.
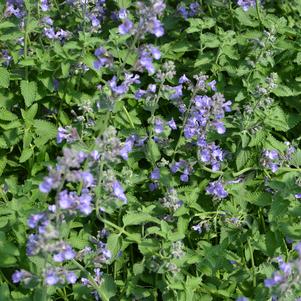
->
[1,0,301,300]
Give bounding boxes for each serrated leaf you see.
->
[123,212,160,226]
[21,103,38,122]
[0,67,10,88]
[236,149,251,170]
[20,80,37,107]
[99,275,117,300]
[19,148,33,163]
[0,108,18,121]
[34,120,57,139]
[145,140,161,164]
[0,155,7,176]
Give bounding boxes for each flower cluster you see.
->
[4,0,25,18]
[160,189,183,211]
[118,0,165,37]
[237,0,257,11]
[206,180,228,199]
[93,47,113,70]
[170,160,193,182]
[261,143,295,173]
[264,243,301,300]
[177,2,201,19]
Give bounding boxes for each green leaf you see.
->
[21,103,38,123]
[0,155,7,176]
[19,148,33,163]
[20,80,37,107]
[99,275,117,300]
[236,149,252,170]
[0,284,11,301]
[34,120,57,140]
[106,234,121,258]
[0,108,18,121]
[123,212,160,226]
[0,67,10,88]
[145,140,161,164]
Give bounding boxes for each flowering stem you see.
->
[149,78,166,139]
[71,259,109,301]
[172,89,198,161]
[24,3,31,81]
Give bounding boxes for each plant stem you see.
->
[71,259,109,301]
[248,239,256,287]
[122,105,135,128]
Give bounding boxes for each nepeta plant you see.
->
[2,0,301,300]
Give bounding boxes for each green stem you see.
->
[148,78,166,139]
[24,3,31,81]
[232,167,256,177]
[96,214,140,243]
[172,89,198,161]
[71,259,109,301]
[248,239,256,287]
[122,105,135,128]
[256,0,263,27]
[201,165,224,175]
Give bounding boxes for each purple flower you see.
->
[66,272,77,284]
[41,0,49,11]
[139,54,155,74]
[208,80,217,91]
[149,182,158,191]
[167,118,177,130]
[180,173,189,182]
[28,213,45,228]
[149,46,161,60]
[149,18,164,37]
[154,118,164,134]
[12,270,25,283]
[169,85,183,100]
[112,181,127,203]
[192,224,202,233]
[206,181,228,199]
[53,244,76,262]
[120,136,135,160]
[45,270,59,285]
[80,171,94,187]
[59,190,74,210]
[150,167,160,180]
[39,177,54,193]
[179,74,190,84]
[237,0,257,11]
[295,193,301,199]
[118,18,133,35]
[178,6,188,19]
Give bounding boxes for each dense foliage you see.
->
[1,0,301,300]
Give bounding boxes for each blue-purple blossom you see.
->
[154,118,164,134]
[206,181,228,199]
[120,136,135,160]
[261,150,279,173]
[237,0,257,11]
[39,177,54,193]
[118,18,133,35]
[12,270,25,283]
[167,118,177,130]
[53,244,76,262]
[112,181,127,203]
[150,167,160,180]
